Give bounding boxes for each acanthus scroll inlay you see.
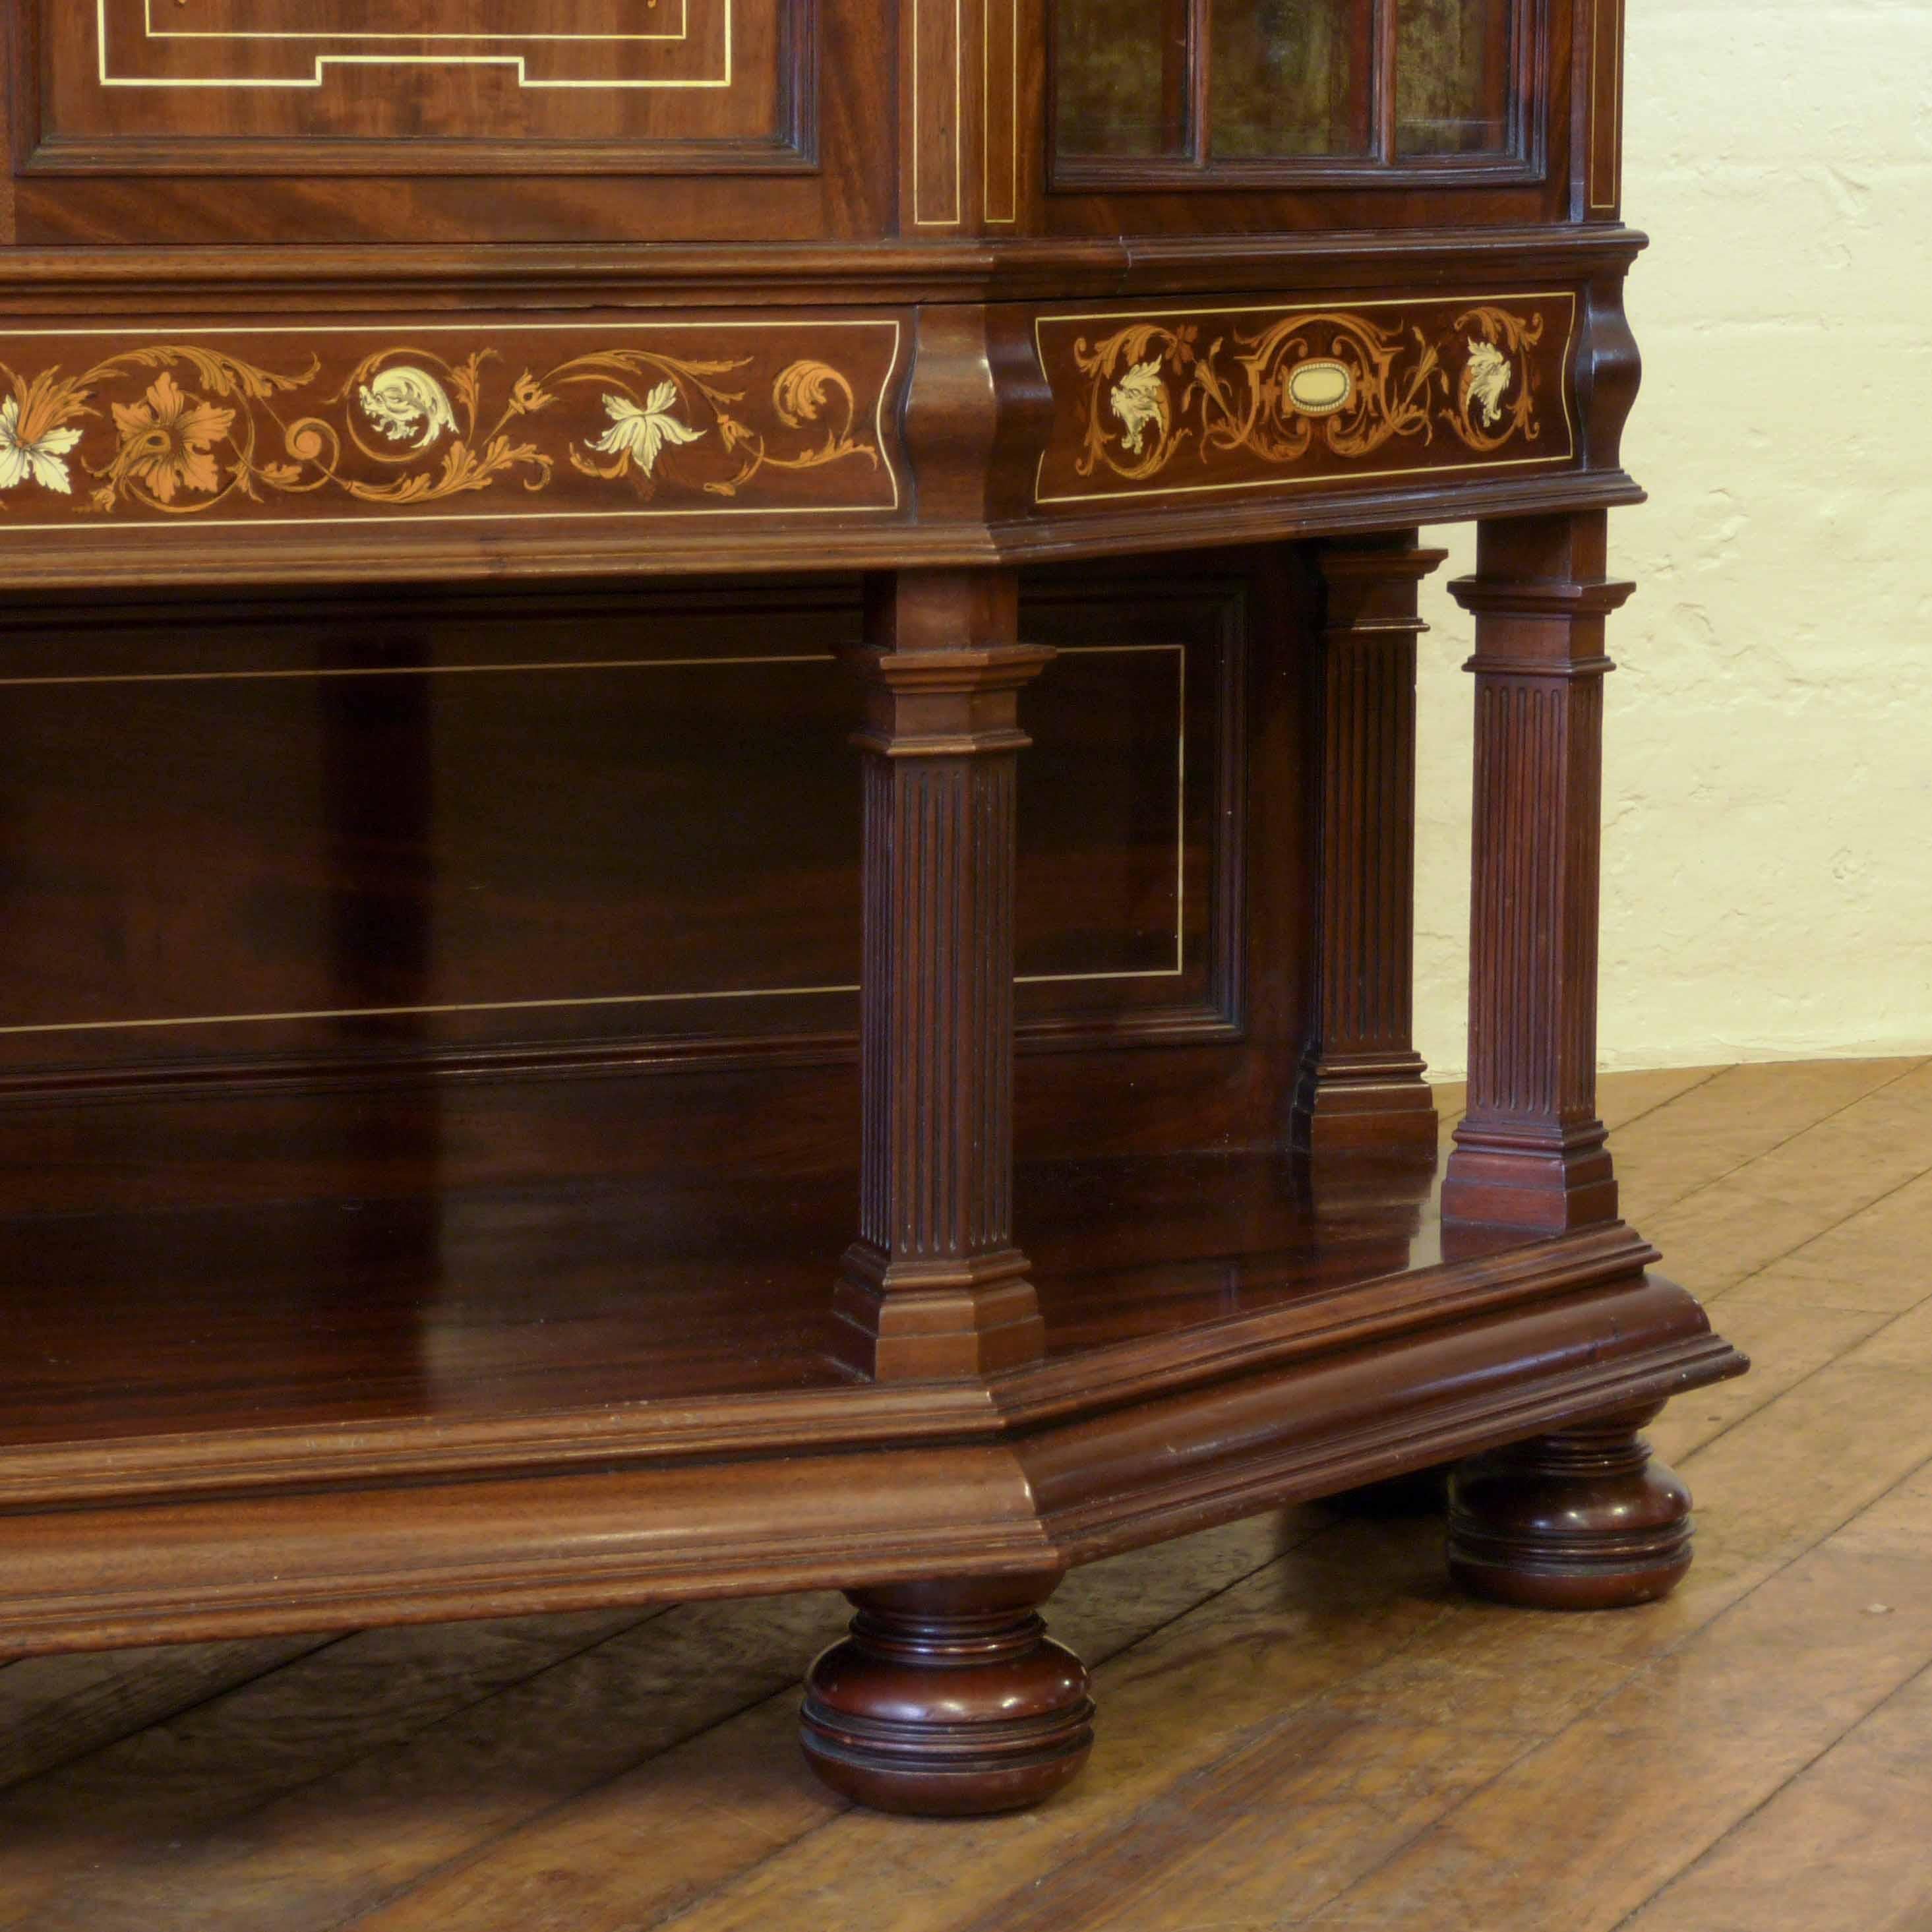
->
[0,322,904,530]
[1034,293,1578,507]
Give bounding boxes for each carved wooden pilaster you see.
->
[1442,512,1633,1232]
[1291,531,1446,1155]
[833,570,1054,1381]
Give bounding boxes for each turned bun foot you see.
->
[800,1573,1095,1816]
[1447,1403,1693,1610]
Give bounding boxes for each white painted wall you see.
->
[1414,0,1932,1076]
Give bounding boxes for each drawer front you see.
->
[0,315,907,534]
[1033,291,1579,508]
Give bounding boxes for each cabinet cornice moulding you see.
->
[0,227,1648,309]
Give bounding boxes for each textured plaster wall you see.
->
[1413,0,1932,1076]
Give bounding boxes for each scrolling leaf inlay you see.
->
[0,342,882,520]
[1057,302,1558,496]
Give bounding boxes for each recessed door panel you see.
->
[36,0,796,168]
[5,0,896,243]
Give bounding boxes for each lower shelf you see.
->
[0,1145,1746,1652]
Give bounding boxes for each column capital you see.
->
[845,642,1055,760]
[1450,575,1636,626]
[1316,532,1449,645]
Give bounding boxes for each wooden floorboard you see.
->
[4,1058,1929,1931]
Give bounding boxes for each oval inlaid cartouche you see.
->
[1284,359,1354,417]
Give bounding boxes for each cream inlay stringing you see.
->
[96,0,735,92]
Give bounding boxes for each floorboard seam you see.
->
[1600,1065,1729,1139]
[1635,1057,1929,1220]
[1602,1650,1932,1932]
[314,1666,826,1932]
[1300,1439,1932,1932]
[0,1609,675,1932]
[517,1270,1932,1932]
[1678,1260,1932,1474]
[592,1527,1352,1932]
[1701,1154,1932,1309]
[0,1630,348,1799]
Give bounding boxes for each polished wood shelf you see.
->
[0,1127,1731,1664]
[0,0,1745,1822]
[0,1149,1504,1456]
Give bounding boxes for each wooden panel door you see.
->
[3,0,896,243]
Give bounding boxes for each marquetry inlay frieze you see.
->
[1033,293,1579,507]
[0,320,905,531]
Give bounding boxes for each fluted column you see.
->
[1442,512,1633,1231]
[1290,531,1445,1155]
[833,570,1054,1381]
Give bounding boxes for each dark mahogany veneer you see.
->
[0,0,1742,1816]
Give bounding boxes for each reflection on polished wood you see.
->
[2,0,1730,1831]
[0,1062,1915,1925]
[0,1143,1476,1453]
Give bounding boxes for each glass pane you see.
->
[1210,0,1373,159]
[1054,0,1192,159]
[1396,0,1514,155]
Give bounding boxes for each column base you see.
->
[1441,1123,1618,1231]
[1446,1403,1692,1610]
[830,1245,1045,1381]
[800,1575,1095,1816]
[1289,1049,1438,1156]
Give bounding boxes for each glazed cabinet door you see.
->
[1048,0,1581,229]
[1,0,895,243]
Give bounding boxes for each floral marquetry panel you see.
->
[0,319,906,535]
[1033,292,1576,507]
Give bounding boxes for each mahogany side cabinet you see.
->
[0,0,1744,1815]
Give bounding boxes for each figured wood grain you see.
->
[0,1597,849,1932]
[87,1518,1312,1932]
[0,1067,1909,1925]
[0,0,1712,1846]
[0,1610,654,1931]
[40,0,801,174]
[0,570,1235,1104]
[0,1636,331,1791]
